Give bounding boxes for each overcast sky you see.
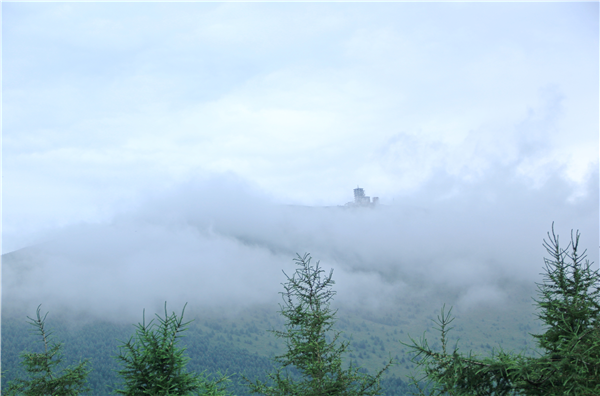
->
[2,2,598,319]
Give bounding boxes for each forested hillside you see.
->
[2,297,540,396]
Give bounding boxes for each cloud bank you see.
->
[3,162,597,322]
[3,2,597,255]
[2,2,597,323]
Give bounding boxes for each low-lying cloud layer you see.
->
[3,162,597,322]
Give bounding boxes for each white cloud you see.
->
[3,166,597,321]
[2,3,598,317]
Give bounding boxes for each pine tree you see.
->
[5,305,91,396]
[524,226,600,394]
[403,225,600,395]
[247,253,391,396]
[114,302,230,396]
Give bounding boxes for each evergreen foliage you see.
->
[114,303,230,396]
[404,225,600,395]
[4,305,91,396]
[247,253,392,396]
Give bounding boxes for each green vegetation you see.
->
[5,226,596,395]
[4,305,91,396]
[246,253,391,395]
[115,303,230,396]
[0,280,540,396]
[405,225,600,395]
[2,313,283,396]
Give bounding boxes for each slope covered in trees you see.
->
[405,226,600,395]
[6,227,592,395]
[2,298,540,395]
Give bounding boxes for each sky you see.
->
[2,2,598,320]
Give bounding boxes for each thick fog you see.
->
[3,162,597,322]
[2,2,598,323]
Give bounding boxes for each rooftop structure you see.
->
[346,186,378,207]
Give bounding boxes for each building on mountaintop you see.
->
[346,186,379,207]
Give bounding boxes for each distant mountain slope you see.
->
[2,247,542,396]
[2,299,540,396]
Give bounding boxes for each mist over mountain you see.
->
[3,2,597,327]
[2,5,597,395]
[3,161,597,323]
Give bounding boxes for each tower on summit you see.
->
[354,186,366,204]
[350,186,377,206]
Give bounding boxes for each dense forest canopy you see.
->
[3,228,597,395]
